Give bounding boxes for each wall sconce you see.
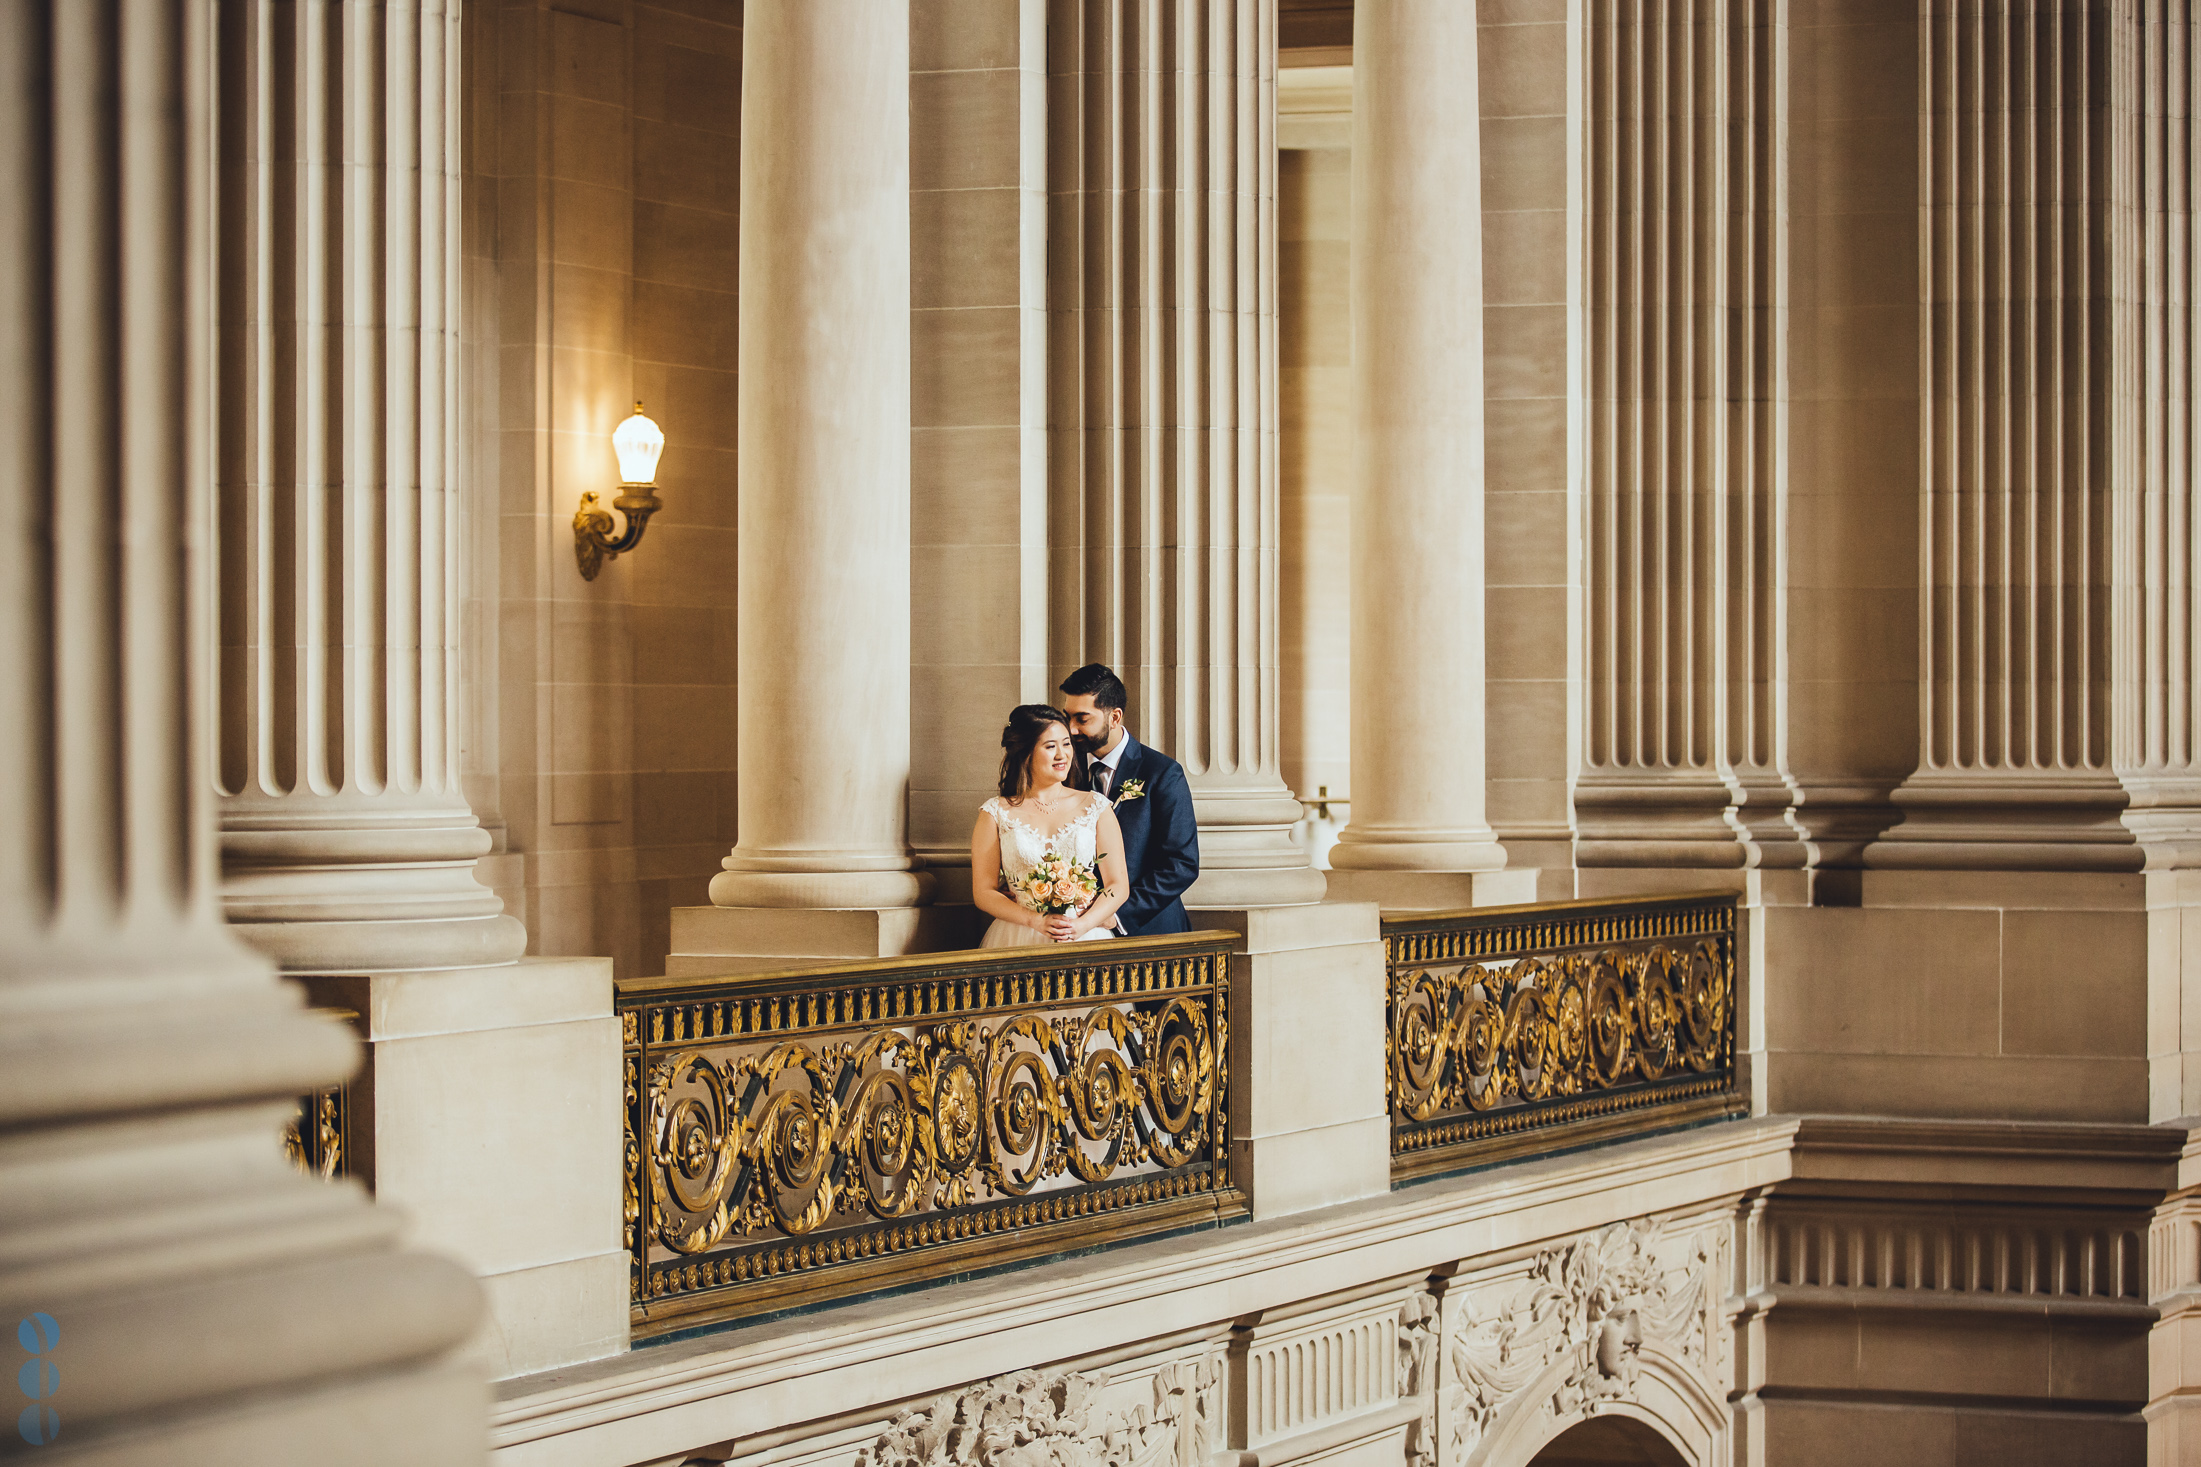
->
[573,402,667,580]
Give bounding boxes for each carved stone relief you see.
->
[857,1357,1221,1467]
[1435,1220,1725,1464]
[1398,1291,1440,1467]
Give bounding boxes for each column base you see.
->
[1322,868,1542,910]
[222,807,529,972]
[1573,867,1815,905]
[708,866,935,909]
[1328,828,1510,875]
[1184,864,1330,907]
[303,956,627,1379]
[1186,782,1330,908]
[1571,770,1756,869]
[668,903,982,975]
[1189,902,1391,1218]
[1868,769,2143,871]
[229,911,529,974]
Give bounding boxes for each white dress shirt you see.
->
[1088,734,1132,932]
[1088,734,1130,797]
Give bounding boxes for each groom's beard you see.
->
[1069,732,1101,756]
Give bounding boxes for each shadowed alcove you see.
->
[1528,1414,1692,1467]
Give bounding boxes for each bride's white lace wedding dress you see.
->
[979,791,1116,948]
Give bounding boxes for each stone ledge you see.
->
[490,1117,1797,1465]
[306,955,613,1041]
[1783,1114,2186,1200]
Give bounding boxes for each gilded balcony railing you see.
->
[282,1008,356,1181]
[618,932,1243,1335]
[1384,893,1743,1181]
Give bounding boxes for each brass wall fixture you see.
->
[573,402,667,580]
[616,932,1243,1335]
[1383,893,1742,1181]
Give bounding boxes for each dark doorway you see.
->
[1527,1415,1691,1467]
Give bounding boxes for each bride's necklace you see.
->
[1029,788,1074,815]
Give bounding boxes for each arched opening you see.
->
[1527,1414,1692,1467]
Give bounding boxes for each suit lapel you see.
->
[1105,736,1149,869]
[1099,734,1142,801]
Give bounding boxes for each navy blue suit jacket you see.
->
[1094,735,1199,936]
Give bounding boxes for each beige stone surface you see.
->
[309,958,626,1378]
[0,4,486,1458]
[1477,5,1578,878]
[1047,0,1324,910]
[1279,143,1354,815]
[712,0,923,913]
[909,0,1052,889]
[490,1120,1796,1466]
[1329,0,1507,878]
[467,0,743,980]
[1194,903,1391,1217]
[216,0,526,974]
[1757,883,2152,1122]
[666,904,983,974]
[43,0,2201,1459]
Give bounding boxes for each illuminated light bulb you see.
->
[613,402,666,486]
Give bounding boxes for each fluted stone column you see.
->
[217,0,524,973]
[709,0,924,914]
[1048,0,1324,909]
[214,0,624,1379]
[0,1,483,1456]
[1325,0,1514,905]
[1871,0,2150,874]
[1569,0,1808,886]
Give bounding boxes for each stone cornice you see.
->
[492,1117,1799,1461]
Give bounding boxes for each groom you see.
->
[1059,663,1199,936]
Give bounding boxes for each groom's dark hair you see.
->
[1059,662,1127,711]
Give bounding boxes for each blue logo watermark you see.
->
[15,1313,57,1446]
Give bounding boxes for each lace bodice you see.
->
[983,792,1106,897]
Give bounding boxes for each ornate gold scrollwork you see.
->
[620,938,1237,1329]
[644,1000,1219,1258]
[1383,897,1739,1177]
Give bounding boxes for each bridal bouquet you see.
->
[1010,852,1101,916]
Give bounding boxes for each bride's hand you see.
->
[1042,913,1081,941]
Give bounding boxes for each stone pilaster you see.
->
[1047,0,1325,910]
[1863,0,2134,872]
[706,0,923,918]
[1324,0,1514,907]
[0,1,483,1456]
[216,0,525,973]
[907,0,1054,906]
[1570,0,1806,882]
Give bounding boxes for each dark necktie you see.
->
[1091,760,1110,797]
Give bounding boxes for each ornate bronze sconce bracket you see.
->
[573,487,663,581]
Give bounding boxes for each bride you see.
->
[971,705,1130,947]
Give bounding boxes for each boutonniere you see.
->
[1115,779,1146,806]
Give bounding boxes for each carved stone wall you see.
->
[739,1220,1733,1467]
[857,1353,1226,1467]
[1432,1220,1729,1467]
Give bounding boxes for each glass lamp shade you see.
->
[613,402,666,486]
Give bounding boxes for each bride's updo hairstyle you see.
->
[997,704,1082,800]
